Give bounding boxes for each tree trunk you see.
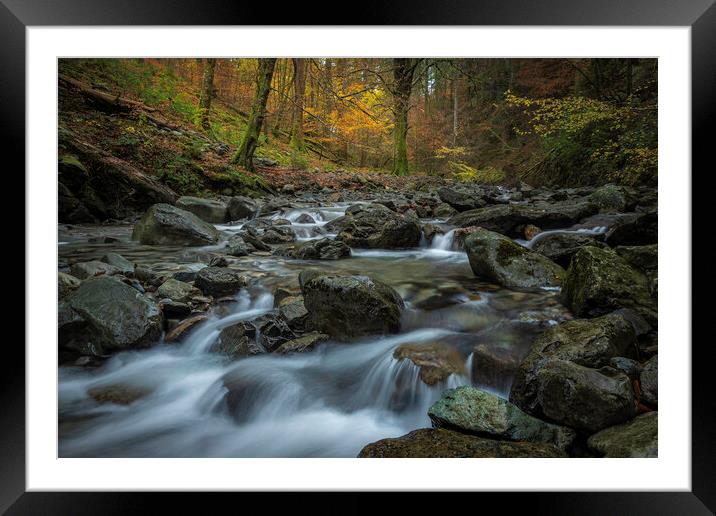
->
[232,58,277,171]
[198,58,216,131]
[392,58,416,175]
[291,58,307,151]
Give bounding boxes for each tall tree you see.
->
[198,58,216,130]
[290,58,307,151]
[232,58,277,170]
[392,58,418,175]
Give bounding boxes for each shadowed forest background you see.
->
[59,57,656,203]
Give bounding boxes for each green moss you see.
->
[495,239,525,266]
[59,154,88,174]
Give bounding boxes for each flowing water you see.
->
[57,202,577,457]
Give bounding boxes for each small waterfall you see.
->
[430,229,456,251]
[517,226,609,248]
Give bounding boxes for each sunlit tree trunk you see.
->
[232,58,277,171]
[198,58,216,131]
[290,58,307,151]
[392,58,416,176]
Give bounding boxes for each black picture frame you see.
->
[4,0,713,513]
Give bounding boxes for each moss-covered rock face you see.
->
[335,204,421,249]
[393,341,466,386]
[615,244,658,273]
[464,228,565,290]
[301,273,404,341]
[561,246,656,325]
[531,232,608,268]
[448,200,598,238]
[357,428,567,458]
[175,196,229,223]
[587,412,658,457]
[60,276,163,354]
[535,360,638,433]
[132,203,221,245]
[588,184,634,212]
[509,312,637,416]
[428,386,576,450]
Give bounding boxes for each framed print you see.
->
[4,0,714,513]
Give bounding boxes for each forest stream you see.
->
[57,201,588,457]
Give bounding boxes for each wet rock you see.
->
[428,386,577,450]
[159,299,191,317]
[301,273,404,341]
[393,341,466,385]
[172,270,197,283]
[290,238,351,260]
[335,204,421,249]
[510,312,637,416]
[437,186,485,212]
[88,384,151,405]
[58,271,81,300]
[535,360,638,433]
[165,314,208,342]
[100,252,135,275]
[225,236,252,257]
[278,295,309,330]
[61,276,163,353]
[261,226,296,244]
[132,203,221,245]
[227,195,258,220]
[255,314,296,352]
[357,428,567,458]
[433,203,457,219]
[295,213,315,224]
[609,356,641,378]
[615,244,658,273]
[531,233,608,269]
[209,256,229,267]
[70,260,122,280]
[471,343,522,392]
[464,228,565,290]
[238,230,271,252]
[587,412,657,457]
[134,266,166,286]
[605,210,657,246]
[194,266,248,297]
[275,332,329,354]
[588,184,632,212]
[639,355,658,407]
[448,200,598,238]
[561,246,656,325]
[213,321,264,358]
[421,223,445,244]
[156,278,201,303]
[175,196,228,224]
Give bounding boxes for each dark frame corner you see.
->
[4,0,714,513]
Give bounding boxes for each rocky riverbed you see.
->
[58,181,658,458]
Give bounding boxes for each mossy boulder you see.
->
[588,184,634,212]
[448,200,598,238]
[464,228,565,290]
[587,412,658,457]
[531,232,608,268]
[393,341,466,385]
[156,278,201,304]
[357,428,567,458]
[132,203,221,246]
[509,312,637,416]
[290,238,351,260]
[176,196,229,223]
[534,360,638,433]
[58,271,81,300]
[615,244,658,273]
[60,275,163,354]
[561,246,656,325]
[301,273,404,341]
[335,204,421,249]
[429,386,577,450]
[194,266,248,297]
